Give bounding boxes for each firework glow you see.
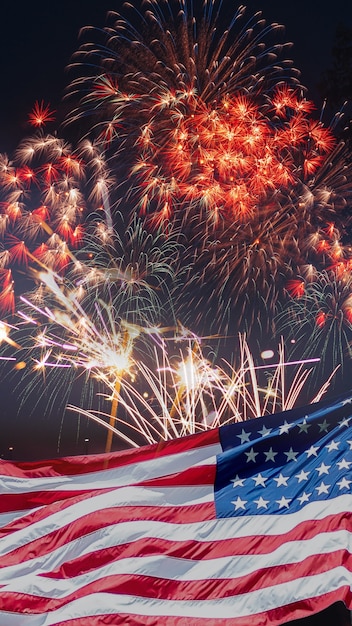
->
[1,265,333,449]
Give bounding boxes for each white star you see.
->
[306,444,319,458]
[254,496,269,509]
[237,429,251,444]
[338,417,350,428]
[276,496,291,509]
[295,469,310,482]
[252,473,267,487]
[279,420,292,435]
[341,397,352,405]
[315,462,331,476]
[231,474,245,488]
[337,477,351,491]
[315,481,330,495]
[297,492,311,505]
[297,418,311,434]
[326,440,340,452]
[263,447,278,463]
[274,473,289,487]
[245,447,259,463]
[284,447,299,462]
[318,419,329,433]
[232,496,247,510]
[337,458,351,470]
[257,425,272,437]
[348,440,352,450]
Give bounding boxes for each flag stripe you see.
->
[34,515,352,581]
[0,489,109,514]
[2,487,350,559]
[0,490,350,568]
[0,509,42,529]
[0,463,217,518]
[1,535,351,608]
[0,575,351,625]
[0,487,214,556]
[0,507,350,600]
[0,590,349,626]
[0,430,220,478]
[0,393,351,624]
[0,443,220,492]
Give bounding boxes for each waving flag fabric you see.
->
[0,392,351,625]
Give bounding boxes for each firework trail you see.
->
[0,267,330,449]
[276,268,352,386]
[0,197,184,417]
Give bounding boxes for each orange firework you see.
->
[66,1,337,227]
[0,118,113,311]
[62,0,352,337]
[28,101,56,128]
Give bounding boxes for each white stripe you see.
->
[0,484,214,556]
[0,444,220,494]
[3,528,352,597]
[0,486,351,560]
[0,567,351,625]
[0,508,42,528]
[0,496,350,584]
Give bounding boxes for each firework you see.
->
[77,210,183,326]
[0,203,182,418]
[178,139,352,334]
[0,111,113,313]
[65,0,352,334]
[28,101,56,128]
[276,268,352,385]
[0,261,334,450]
[79,332,332,448]
[66,0,306,227]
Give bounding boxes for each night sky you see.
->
[0,6,352,420]
[1,0,352,153]
[0,0,351,459]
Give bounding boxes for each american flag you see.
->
[0,392,351,625]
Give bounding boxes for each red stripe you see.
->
[0,502,215,567]
[1,508,349,570]
[0,488,113,537]
[0,550,351,613]
[36,587,351,626]
[140,464,216,487]
[0,460,216,537]
[0,489,108,514]
[0,429,219,478]
[43,538,352,584]
[0,464,216,517]
[259,587,352,626]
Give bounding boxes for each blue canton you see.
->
[214,393,352,517]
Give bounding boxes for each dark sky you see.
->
[0,0,352,456]
[0,0,352,461]
[1,0,352,152]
